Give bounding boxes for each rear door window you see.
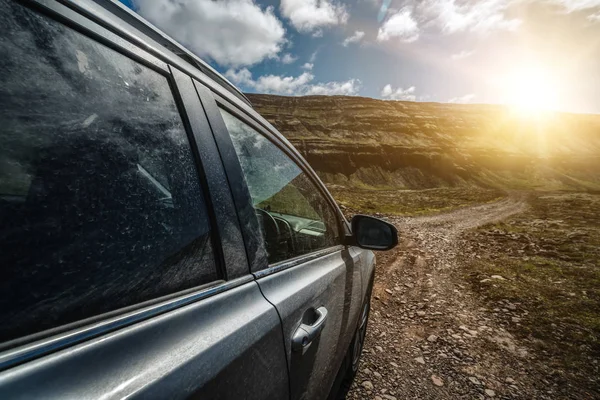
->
[0,1,218,343]
[219,108,340,264]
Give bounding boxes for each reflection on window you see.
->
[0,1,217,343]
[219,109,340,264]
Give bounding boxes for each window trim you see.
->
[171,69,249,280]
[253,245,345,279]
[0,276,252,372]
[194,82,269,274]
[0,0,231,353]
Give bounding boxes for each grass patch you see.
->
[462,192,600,392]
[328,186,505,216]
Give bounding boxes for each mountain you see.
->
[247,94,600,191]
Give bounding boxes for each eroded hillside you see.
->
[247,94,600,191]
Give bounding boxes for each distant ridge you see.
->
[247,93,600,191]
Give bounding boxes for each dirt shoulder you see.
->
[347,193,599,400]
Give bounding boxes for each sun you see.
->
[503,66,560,114]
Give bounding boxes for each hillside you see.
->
[247,94,600,191]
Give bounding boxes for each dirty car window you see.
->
[219,109,340,264]
[0,1,217,343]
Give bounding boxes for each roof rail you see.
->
[91,0,251,106]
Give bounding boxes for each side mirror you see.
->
[346,215,398,251]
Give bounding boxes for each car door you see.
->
[198,90,367,400]
[0,1,288,398]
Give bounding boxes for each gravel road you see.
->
[344,196,579,399]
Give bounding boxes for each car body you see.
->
[0,0,397,398]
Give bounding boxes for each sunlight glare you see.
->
[503,66,560,114]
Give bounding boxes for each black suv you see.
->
[0,1,397,398]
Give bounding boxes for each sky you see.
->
[120,0,600,114]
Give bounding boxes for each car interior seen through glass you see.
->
[219,108,340,264]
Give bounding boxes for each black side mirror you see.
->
[346,215,398,251]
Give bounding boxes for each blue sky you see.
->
[121,0,600,114]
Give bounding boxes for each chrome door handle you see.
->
[292,307,328,352]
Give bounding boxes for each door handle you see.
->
[292,306,328,352]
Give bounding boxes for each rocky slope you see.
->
[247,94,600,191]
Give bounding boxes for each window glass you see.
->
[219,109,340,264]
[0,2,217,343]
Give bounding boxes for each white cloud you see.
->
[342,31,366,46]
[381,84,417,101]
[301,62,314,70]
[448,93,476,103]
[309,49,319,63]
[451,49,474,60]
[548,1,600,22]
[416,0,521,35]
[588,10,600,22]
[225,68,253,85]
[551,0,600,12]
[377,8,420,42]
[305,80,361,95]
[280,0,348,33]
[252,73,314,94]
[225,68,360,96]
[281,53,298,64]
[134,0,286,67]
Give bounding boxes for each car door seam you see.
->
[252,277,292,400]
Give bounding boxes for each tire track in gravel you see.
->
[346,195,548,400]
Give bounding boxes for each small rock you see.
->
[375,346,383,352]
[382,395,397,400]
[361,380,374,390]
[485,389,496,397]
[414,357,425,365]
[416,311,426,317]
[491,275,506,281]
[427,334,438,343]
[373,371,382,379]
[459,325,478,336]
[505,377,516,384]
[390,362,399,368]
[469,377,482,385]
[385,289,393,295]
[431,375,444,387]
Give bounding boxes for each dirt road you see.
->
[345,196,580,399]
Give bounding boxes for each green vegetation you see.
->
[328,186,505,216]
[462,193,600,388]
[257,182,320,220]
